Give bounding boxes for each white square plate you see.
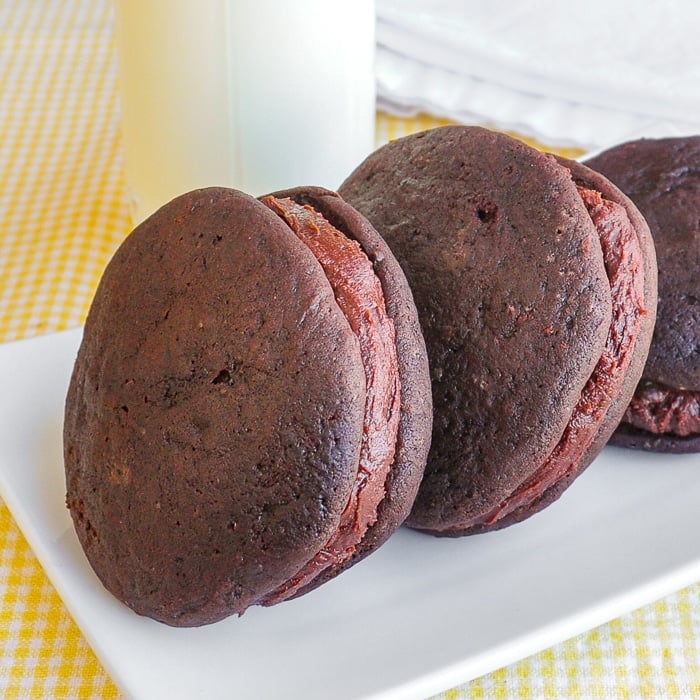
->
[0,328,699,699]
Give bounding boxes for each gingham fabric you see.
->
[0,1,699,698]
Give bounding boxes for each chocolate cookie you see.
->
[339,125,657,535]
[586,136,700,452]
[64,186,431,626]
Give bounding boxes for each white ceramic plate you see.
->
[0,328,699,699]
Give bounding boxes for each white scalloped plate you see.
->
[0,328,699,699]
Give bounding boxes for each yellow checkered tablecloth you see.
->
[1,1,699,698]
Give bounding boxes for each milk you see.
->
[113,1,376,224]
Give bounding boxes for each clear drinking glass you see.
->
[113,0,376,224]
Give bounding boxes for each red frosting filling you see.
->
[624,382,700,437]
[460,185,647,530]
[259,196,400,603]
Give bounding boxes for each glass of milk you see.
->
[113,1,376,224]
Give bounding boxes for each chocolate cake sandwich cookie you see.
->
[64,186,431,626]
[586,136,700,452]
[339,125,657,536]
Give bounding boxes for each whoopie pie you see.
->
[339,125,657,535]
[586,136,700,452]
[63,186,431,626]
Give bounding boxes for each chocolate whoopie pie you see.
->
[63,186,431,626]
[339,125,657,536]
[586,137,700,452]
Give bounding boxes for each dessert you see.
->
[586,136,700,452]
[63,186,431,626]
[340,126,657,535]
